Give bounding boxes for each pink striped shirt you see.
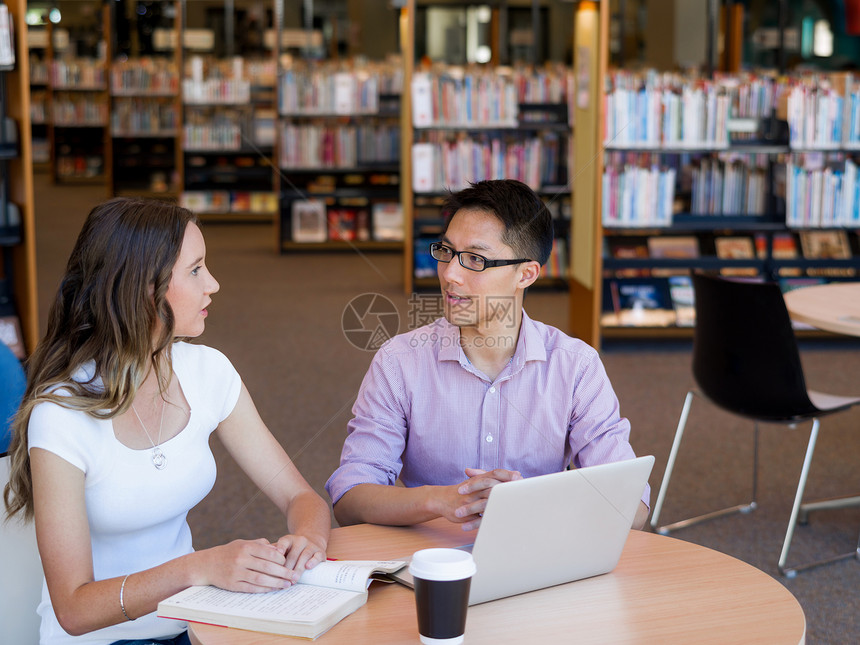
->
[326,311,650,507]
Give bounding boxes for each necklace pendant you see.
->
[151,447,167,470]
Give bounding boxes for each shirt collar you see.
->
[437,310,547,366]
[515,310,547,366]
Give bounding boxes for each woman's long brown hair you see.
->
[4,197,197,520]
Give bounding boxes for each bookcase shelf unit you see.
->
[569,1,860,348]
[31,0,278,211]
[175,0,277,223]
[180,66,278,221]
[46,2,109,186]
[399,0,574,294]
[26,22,49,168]
[106,0,182,200]
[0,0,38,358]
[278,165,403,252]
[273,0,405,253]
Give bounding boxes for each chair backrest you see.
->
[0,455,43,644]
[691,273,819,422]
[0,341,26,453]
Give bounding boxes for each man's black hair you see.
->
[441,179,554,266]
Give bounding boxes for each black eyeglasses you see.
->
[429,242,532,273]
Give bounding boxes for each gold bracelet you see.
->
[119,574,133,621]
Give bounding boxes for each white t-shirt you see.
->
[28,342,242,645]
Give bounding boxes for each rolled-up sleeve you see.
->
[567,350,651,508]
[325,347,410,504]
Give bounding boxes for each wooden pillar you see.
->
[401,0,415,293]
[568,0,606,349]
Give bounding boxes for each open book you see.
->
[157,560,406,640]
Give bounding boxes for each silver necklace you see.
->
[131,398,167,470]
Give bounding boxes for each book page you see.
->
[160,584,357,624]
[297,560,407,594]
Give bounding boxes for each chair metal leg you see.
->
[779,418,860,576]
[779,419,819,577]
[650,391,695,532]
[798,496,860,524]
[780,546,860,578]
[651,391,759,535]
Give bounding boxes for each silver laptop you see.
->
[390,455,654,605]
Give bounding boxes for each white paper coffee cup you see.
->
[410,549,476,645]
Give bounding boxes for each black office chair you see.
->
[649,273,860,577]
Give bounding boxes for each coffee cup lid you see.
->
[409,548,476,581]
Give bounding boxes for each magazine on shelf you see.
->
[355,210,370,242]
[607,237,651,277]
[371,203,404,241]
[755,232,802,277]
[601,277,677,328]
[799,230,851,259]
[327,209,358,241]
[291,199,327,243]
[714,236,757,276]
[799,230,856,277]
[181,191,232,214]
[158,560,406,641]
[668,276,695,327]
[647,236,700,277]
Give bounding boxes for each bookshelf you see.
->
[48,2,109,186]
[107,0,181,199]
[26,21,49,168]
[275,56,404,252]
[180,55,277,222]
[0,0,37,359]
[27,1,181,196]
[178,0,277,222]
[571,4,860,347]
[272,0,404,253]
[399,0,574,293]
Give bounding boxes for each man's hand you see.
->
[431,468,523,531]
[333,471,523,528]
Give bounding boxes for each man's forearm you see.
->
[332,483,442,527]
[632,501,649,531]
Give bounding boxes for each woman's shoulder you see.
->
[171,342,242,423]
[30,397,89,422]
[28,397,102,460]
[171,341,234,370]
[171,342,240,399]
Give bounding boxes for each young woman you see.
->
[3,198,330,645]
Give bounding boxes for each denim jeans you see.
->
[110,632,190,645]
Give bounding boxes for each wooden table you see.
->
[189,518,806,645]
[783,281,860,337]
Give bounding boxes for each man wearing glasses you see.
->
[326,179,649,530]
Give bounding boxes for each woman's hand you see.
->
[193,538,295,592]
[275,533,328,580]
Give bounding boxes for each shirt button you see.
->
[486,435,493,443]
[489,386,496,393]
